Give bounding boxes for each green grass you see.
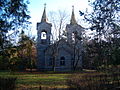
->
[0,71,71,89]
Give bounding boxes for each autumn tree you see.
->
[17,30,36,71]
[0,0,30,70]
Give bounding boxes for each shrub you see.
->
[68,72,120,90]
[0,56,9,70]
[0,77,17,90]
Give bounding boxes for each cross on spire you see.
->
[72,5,74,11]
[44,3,46,8]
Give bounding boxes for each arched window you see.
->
[41,31,47,39]
[60,56,65,66]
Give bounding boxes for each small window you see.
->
[72,33,75,42]
[41,31,47,39]
[72,31,78,43]
[60,56,65,66]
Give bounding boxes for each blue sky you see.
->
[28,0,91,36]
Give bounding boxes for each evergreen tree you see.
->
[0,0,30,70]
[0,0,30,52]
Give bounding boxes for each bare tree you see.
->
[48,10,69,41]
[47,10,69,71]
[72,32,83,70]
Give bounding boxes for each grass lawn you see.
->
[1,70,119,89]
[0,71,72,89]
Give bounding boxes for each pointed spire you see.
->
[41,3,48,22]
[70,6,77,25]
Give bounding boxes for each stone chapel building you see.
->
[36,5,84,71]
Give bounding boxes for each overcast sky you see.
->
[28,0,91,36]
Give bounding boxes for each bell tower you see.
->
[36,4,52,70]
[66,6,83,44]
[65,6,84,69]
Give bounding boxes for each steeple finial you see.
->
[41,3,48,22]
[70,6,77,25]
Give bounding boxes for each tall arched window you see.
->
[41,31,47,39]
[60,56,65,66]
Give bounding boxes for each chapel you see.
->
[36,5,84,71]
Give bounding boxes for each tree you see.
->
[0,0,30,70]
[17,30,36,71]
[84,0,120,67]
[72,31,83,70]
[0,0,30,54]
[48,10,69,41]
[47,10,69,71]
